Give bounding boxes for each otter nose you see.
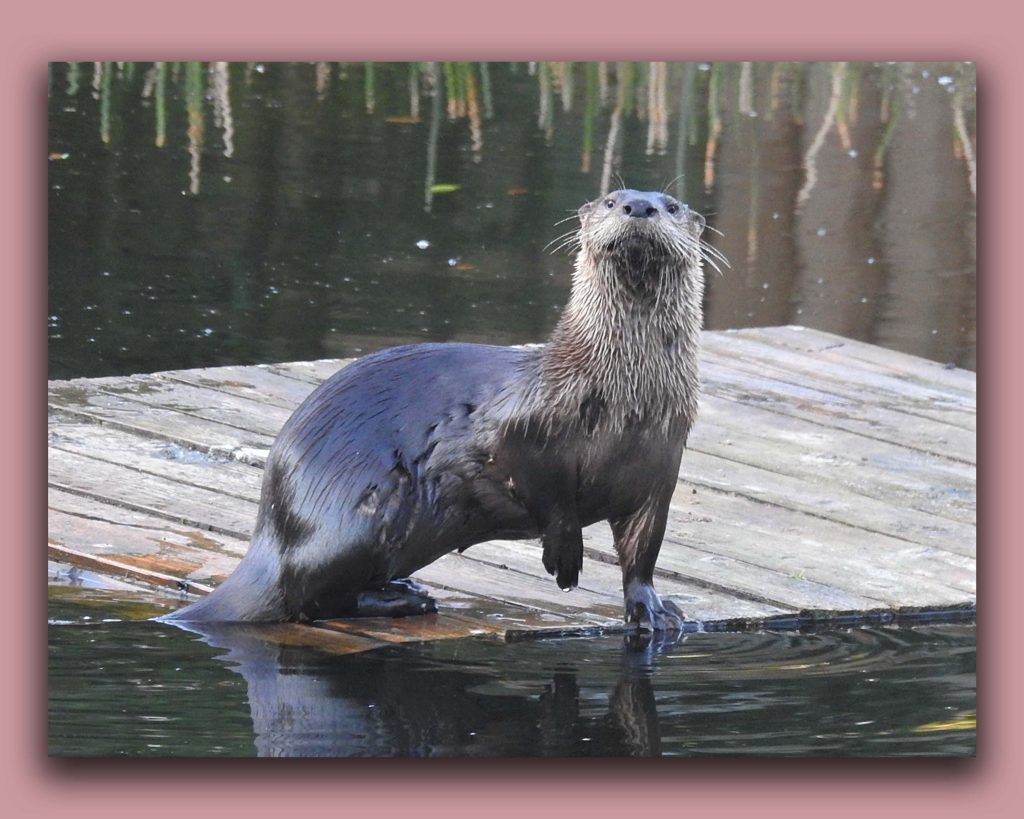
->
[621,197,658,218]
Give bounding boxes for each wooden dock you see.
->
[47,326,976,654]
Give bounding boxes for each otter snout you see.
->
[577,188,713,271]
[621,197,658,218]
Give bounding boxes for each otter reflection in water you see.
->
[163,190,721,630]
[174,622,678,757]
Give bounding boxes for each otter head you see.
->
[577,189,706,292]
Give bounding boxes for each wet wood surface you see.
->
[47,326,976,653]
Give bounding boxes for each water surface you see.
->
[48,590,976,758]
[47,61,976,379]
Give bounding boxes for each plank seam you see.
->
[706,388,974,466]
[48,544,214,595]
[579,543,838,610]
[89,383,283,438]
[48,483,252,541]
[685,441,975,530]
[675,472,970,565]
[735,328,976,395]
[704,341,974,419]
[47,402,272,464]
[162,373,304,410]
[48,439,262,504]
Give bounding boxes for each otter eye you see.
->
[605,199,615,209]
[666,203,679,215]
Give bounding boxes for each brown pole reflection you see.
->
[791,62,887,342]
[705,62,802,331]
[874,64,976,368]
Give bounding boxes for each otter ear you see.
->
[578,200,594,219]
[690,211,707,236]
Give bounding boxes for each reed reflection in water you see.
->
[47,61,976,379]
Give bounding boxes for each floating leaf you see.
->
[430,183,461,194]
[912,712,976,733]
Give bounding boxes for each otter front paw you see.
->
[542,526,584,590]
[623,580,686,632]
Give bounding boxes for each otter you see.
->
[162,188,709,631]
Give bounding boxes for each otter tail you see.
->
[157,532,285,623]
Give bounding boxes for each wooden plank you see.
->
[703,331,975,429]
[680,449,974,558]
[48,446,258,539]
[81,373,294,437]
[48,544,215,596]
[164,364,319,409]
[48,488,248,585]
[48,559,182,597]
[581,521,885,612]
[218,623,388,656]
[269,359,344,384]
[700,354,975,464]
[690,396,976,526]
[317,612,508,644]
[663,484,974,604]
[740,326,976,395]
[48,416,264,501]
[48,386,275,462]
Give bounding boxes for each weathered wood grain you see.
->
[703,331,975,429]
[48,383,275,462]
[700,355,975,464]
[691,396,975,525]
[740,326,976,395]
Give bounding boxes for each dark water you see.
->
[48,591,975,758]
[47,61,976,380]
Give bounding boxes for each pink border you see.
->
[18,0,1017,813]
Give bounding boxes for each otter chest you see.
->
[573,427,684,523]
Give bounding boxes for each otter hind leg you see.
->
[354,578,438,618]
[612,485,687,633]
[623,579,685,632]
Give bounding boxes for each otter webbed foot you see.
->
[623,579,686,632]
[355,578,437,618]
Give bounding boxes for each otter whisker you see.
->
[548,239,582,256]
[544,227,577,245]
[699,239,731,267]
[545,231,583,256]
[700,254,725,276]
[551,211,580,228]
[661,174,685,195]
